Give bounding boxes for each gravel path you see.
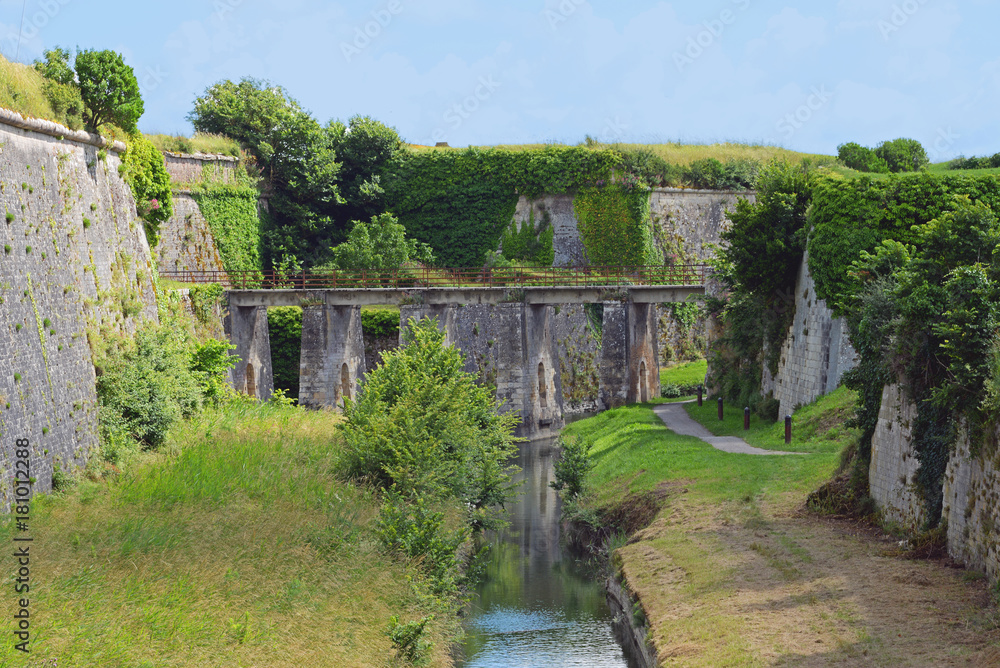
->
[653,402,805,456]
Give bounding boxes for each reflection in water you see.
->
[459,438,637,668]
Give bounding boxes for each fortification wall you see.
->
[868,384,925,530]
[650,188,754,262]
[762,250,857,418]
[512,188,754,267]
[944,428,1000,581]
[0,110,157,501]
[162,152,237,185]
[870,381,1000,581]
[156,192,227,274]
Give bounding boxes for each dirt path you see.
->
[618,494,1000,667]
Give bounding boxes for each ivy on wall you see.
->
[190,182,262,274]
[807,173,1000,311]
[383,146,620,266]
[573,182,659,266]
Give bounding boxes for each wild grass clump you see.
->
[145,132,241,156]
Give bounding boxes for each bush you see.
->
[361,309,400,339]
[120,135,173,246]
[875,138,929,173]
[339,317,520,527]
[550,435,593,498]
[190,338,238,403]
[837,142,890,173]
[95,323,203,449]
[313,213,434,273]
[386,614,434,666]
[500,207,555,266]
[376,488,465,595]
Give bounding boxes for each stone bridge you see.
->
[223,282,704,439]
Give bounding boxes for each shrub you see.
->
[189,338,238,403]
[837,142,890,173]
[874,138,929,173]
[267,306,302,400]
[94,323,204,449]
[386,614,434,666]
[500,207,555,265]
[376,487,465,595]
[120,135,173,245]
[339,317,520,527]
[550,435,593,498]
[314,212,434,273]
[360,309,400,339]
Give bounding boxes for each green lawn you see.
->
[683,385,859,455]
[0,404,460,667]
[563,388,855,511]
[660,359,707,389]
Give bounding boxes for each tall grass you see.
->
[0,53,59,122]
[146,133,242,157]
[0,403,460,667]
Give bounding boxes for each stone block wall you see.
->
[868,384,925,530]
[224,303,274,402]
[162,152,237,185]
[156,192,227,275]
[649,189,755,262]
[298,304,363,410]
[870,383,1000,583]
[762,250,857,418]
[944,429,1000,582]
[0,110,158,501]
[512,189,754,267]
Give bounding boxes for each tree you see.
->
[875,138,929,173]
[837,142,890,173]
[189,78,343,268]
[74,49,144,133]
[340,317,520,528]
[34,47,75,85]
[328,115,404,222]
[314,213,434,273]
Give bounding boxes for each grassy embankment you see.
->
[565,387,998,665]
[0,404,461,667]
[659,359,707,400]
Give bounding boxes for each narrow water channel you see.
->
[457,435,641,668]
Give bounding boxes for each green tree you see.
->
[74,49,144,133]
[339,318,520,529]
[875,138,929,173]
[314,213,434,273]
[189,78,343,268]
[329,114,404,223]
[34,47,75,85]
[837,142,890,173]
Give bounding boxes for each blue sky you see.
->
[0,0,996,159]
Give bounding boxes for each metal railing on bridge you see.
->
[160,265,711,290]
